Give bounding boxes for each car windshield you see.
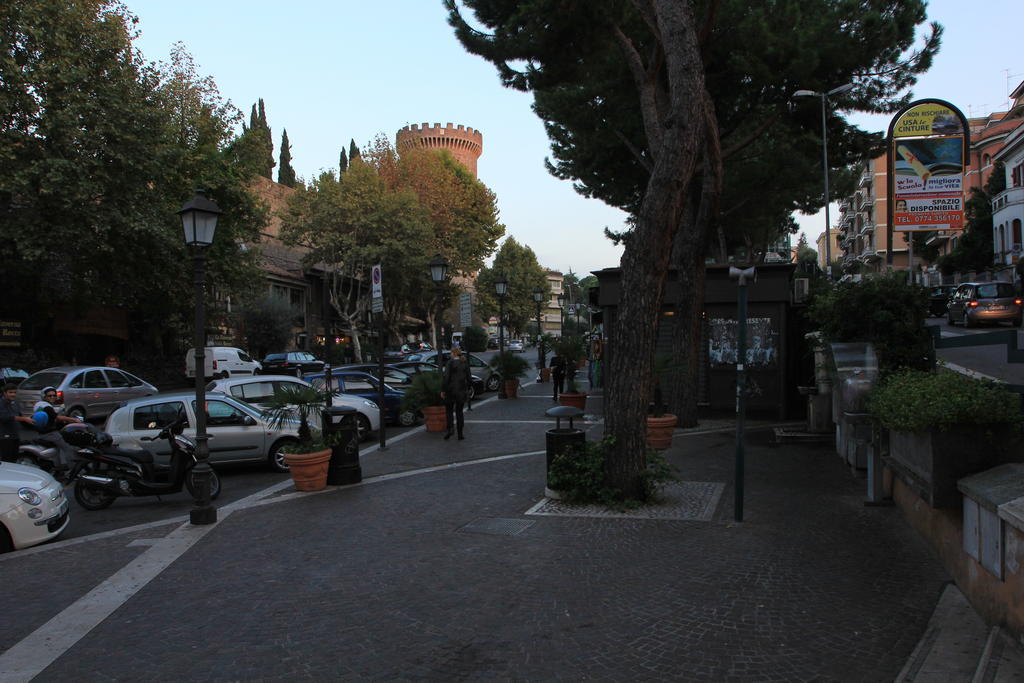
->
[20,371,67,390]
[977,283,1016,298]
[264,354,285,362]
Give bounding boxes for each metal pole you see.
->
[908,236,914,285]
[735,278,747,523]
[821,93,833,280]
[536,301,544,372]
[190,249,216,525]
[378,311,386,450]
[435,285,444,372]
[323,272,332,408]
[498,294,506,398]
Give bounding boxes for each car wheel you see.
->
[965,312,976,328]
[467,384,476,402]
[268,438,296,473]
[1014,314,1023,328]
[0,525,12,553]
[398,409,418,428]
[218,371,229,379]
[74,481,117,510]
[947,309,956,326]
[485,374,501,392]
[185,468,222,500]
[356,414,372,441]
[67,406,87,421]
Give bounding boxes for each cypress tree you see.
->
[339,148,348,175]
[349,139,360,163]
[278,129,296,187]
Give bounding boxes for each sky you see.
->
[121,0,1022,274]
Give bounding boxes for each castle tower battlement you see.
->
[396,122,483,177]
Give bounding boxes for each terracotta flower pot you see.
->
[559,393,587,411]
[646,414,678,450]
[422,405,447,432]
[284,448,332,491]
[504,379,520,398]
[540,367,551,383]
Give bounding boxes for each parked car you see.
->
[947,282,1023,327]
[260,351,325,377]
[185,346,261,380]
[104,392,301,473]
[0,461,70,552]
[382,347,406,362]
[928,285,956,317]
[388,361,482,399]
[335,364,415,389]
[486,337,499,349]
[508,339,525,353]
[16,366,158,421]
[402,351,501,392]
[400,341,433,355]
[306,371,417,427]
[0,367,29,386]
[205,374,380,440]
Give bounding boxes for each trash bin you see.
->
[323,405,361,485]
[545,405,584,499]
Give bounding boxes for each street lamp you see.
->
[179,189,222,526]
[494,274,508,399]
[557,292,566,335]
[429,254,448,371]
[793,82,854,280]
[533,287,546,372]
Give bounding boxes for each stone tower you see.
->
[396,123,483,178]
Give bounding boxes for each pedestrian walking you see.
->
[550,353,566,402]
[441,346,472,440]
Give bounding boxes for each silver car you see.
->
[16,366,158,420]
[104,392,301,473]
[947,282,1023,327]
[205,375,380,440]
[403,351,501,392]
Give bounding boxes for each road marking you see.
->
[0,519,222,682]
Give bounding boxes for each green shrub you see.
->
[867,368,1022,432]
[547,437,677,507]
[806,274,934,374]
[489,351,530,379]
[400,371,444,411]
[462,325,488,352]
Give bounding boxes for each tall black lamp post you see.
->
[495,274,508,398]
[179,189,221,526]
[557,292,566,336]
[533,287,545,372]
[429,255,448,372]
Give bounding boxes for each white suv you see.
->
[205,375,380,440]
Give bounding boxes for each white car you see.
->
[205,375,380,440]
[1,462,70,552]
[508,339,525,352]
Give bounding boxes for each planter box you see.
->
[886,426,1014,509]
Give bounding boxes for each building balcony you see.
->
[925,231,950,246]
[859,169,873,189]
[859,221,874,236]
[992,186,1024,215]
[859,249,881,262]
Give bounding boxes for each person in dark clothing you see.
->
[550,354,566,402]
[441,346,472,440]
[0,383,33,462]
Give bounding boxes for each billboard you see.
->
[893,136,964,231]
[886,100,969,245]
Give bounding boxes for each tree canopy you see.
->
[474,238,548,336]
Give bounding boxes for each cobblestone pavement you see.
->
[0,371,950,681]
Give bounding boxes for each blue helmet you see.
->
[31,410,49,429]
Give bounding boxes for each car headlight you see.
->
[363,400,379,410]
[18,488,42,505]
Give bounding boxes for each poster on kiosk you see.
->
[886,100,970,264]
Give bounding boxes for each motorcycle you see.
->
[63,419,222,511]
[0,426,64,479]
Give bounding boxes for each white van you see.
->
[185,347,261,380]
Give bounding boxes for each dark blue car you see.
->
[305,371,418,427]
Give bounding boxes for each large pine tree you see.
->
[278,129,296,187]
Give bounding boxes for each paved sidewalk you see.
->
[0,372,951,681]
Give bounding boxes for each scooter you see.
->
[63,419,222,511]
[0,425,64,479]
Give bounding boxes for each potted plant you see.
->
[490,351,530,398]
[554,336,587,410]
[646,353,678,450]
[867,368,1023,508]
[400,371,446,432]
[538,333,555,382]
[261,383,332,491]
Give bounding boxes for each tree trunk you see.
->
[604,3,708,499]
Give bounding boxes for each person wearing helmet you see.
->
[30,386,81,478]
